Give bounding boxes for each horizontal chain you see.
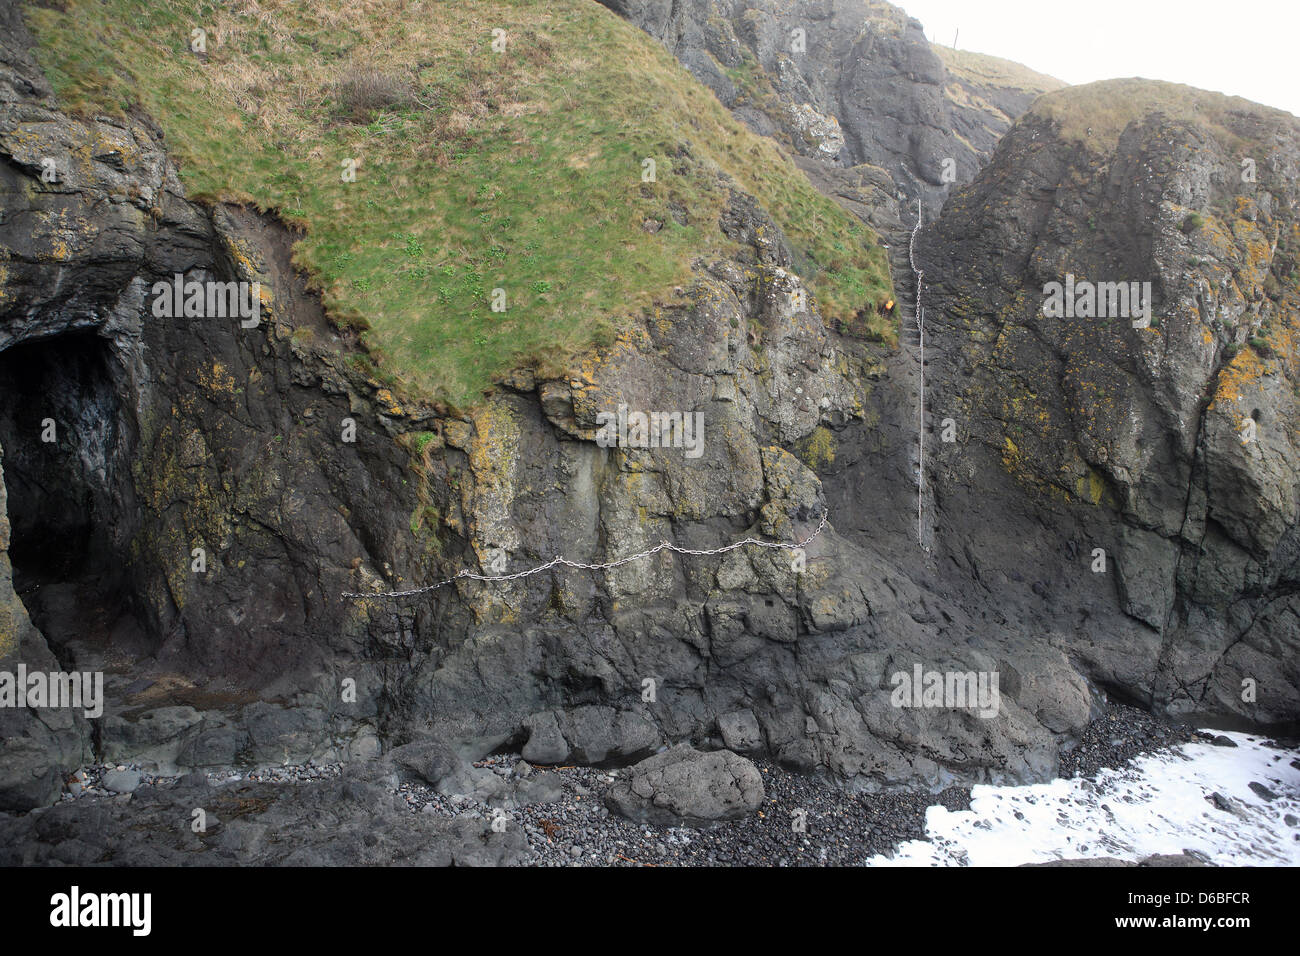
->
[342,510,828,600]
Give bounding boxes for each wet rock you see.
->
[1206,792,1235,814]
[1025,857,1135,867]
[1027,852,1209,868]
[1248,782,1277,801]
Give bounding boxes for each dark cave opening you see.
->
[0,331,143,650]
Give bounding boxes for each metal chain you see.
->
[909,199,925,549]
[342,510,829,600]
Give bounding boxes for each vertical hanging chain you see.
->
[909,199,925,549]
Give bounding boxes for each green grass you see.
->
[25,0,892,407]
[410,431,437,455]
[724,50,774,108]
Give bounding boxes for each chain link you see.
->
[910,199,926,549]
[342,510,829,600]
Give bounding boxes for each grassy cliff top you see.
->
[933,46,1065,97]
[1028,78,1297,154]
[26,0,891,407]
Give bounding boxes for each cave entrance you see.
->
[0,331,143,653]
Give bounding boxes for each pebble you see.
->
[55,705,1262,867]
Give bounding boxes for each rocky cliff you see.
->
[0,0,417,805]
[920,80,1300,725]
[0,0,1297,820]
[597,0,1063,214]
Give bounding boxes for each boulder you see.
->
[604,745,765,826]
[101,768,142,794]
[522,706,660,766]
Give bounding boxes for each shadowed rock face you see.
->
[919,82,1300,725]
[0,1,1296,819]
[596,0,1063,214]
[0,0,428,806]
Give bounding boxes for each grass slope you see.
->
[1028,78,1295,154]
[933,46,1065,99]
[26,0,892,406]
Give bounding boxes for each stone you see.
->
[717,709,762,752]
[522,706,660,766]
[520,711,567,765]
[605,745,765,827]
[1139,853,1210,867]
[243,703,328,766]
[101,769,141,794]
[1206,792,1235,814]
[437,765,507,805]
[515,772,564,806]
[389,739,464,788]
[177,725,248,770]
[1248,782,1277,802]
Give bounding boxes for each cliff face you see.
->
[933,45,1066,163]
[0,0,1071,807]
[0,1,421,806]
[920,80,1300,724]
[0,0,1297,816]
[597,0,1062,213]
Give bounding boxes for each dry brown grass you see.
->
[935,45,1065,97]
[332,67,416,123]
[1029,78,1296,153]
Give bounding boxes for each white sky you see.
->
[899,0,1300,117]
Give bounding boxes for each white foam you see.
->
[869,731,1300,866]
